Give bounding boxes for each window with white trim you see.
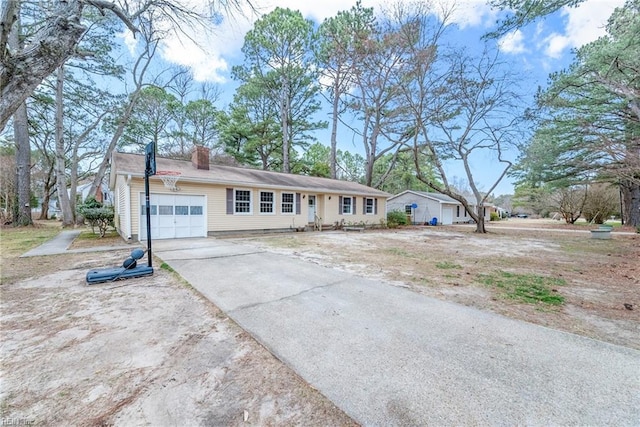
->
[235,189,252,214]
[342,196,353,214]
[259,191,274,214]
[365,198,375,214]
[281,192,294,214]
[404,205,412,214]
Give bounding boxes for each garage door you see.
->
[441,207,453,225]
[140,194,206,240]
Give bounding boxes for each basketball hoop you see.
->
[156,171,181,191]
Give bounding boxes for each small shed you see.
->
[386,190,479,225]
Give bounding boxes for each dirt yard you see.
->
[238,219,640,350]
[1,220,638,425]
[0,237,355,426]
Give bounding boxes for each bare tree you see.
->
[406,45,525,233]
[0,0,252,131]
[550,186,587,224]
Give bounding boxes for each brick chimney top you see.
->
[191,145,210,170]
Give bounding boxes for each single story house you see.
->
[110,146,390,241]
[386,190,487,225]
[76,181,112,205]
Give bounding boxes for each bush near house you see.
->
[77,196,114,237]
[387,210,409,228]
[490,212,500,221]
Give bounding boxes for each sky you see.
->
[123,0,625,196]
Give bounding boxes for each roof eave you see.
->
[118,171,389,197]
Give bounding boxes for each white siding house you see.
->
[386,190,481,225]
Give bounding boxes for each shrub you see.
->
[77,197,114,237]
[490,212,500,221]
[387,210,408,228]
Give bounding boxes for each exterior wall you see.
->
[115,175,131,239]
[386,193,441,224]
[123,176,388,238]
[387,192,482,225]
[452,203,471,223]
[321,194,385,227]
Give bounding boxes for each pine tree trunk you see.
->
[281,82,290,174]
[330,78,340,179]
[14,102,32,226]
[8,2,31,226]
[54,66,74,226]
[621,180,640,227]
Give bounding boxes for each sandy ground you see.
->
[238,219,640,350]
[0,247,355,426]
[1,219,638,425]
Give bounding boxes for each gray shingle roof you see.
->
[388,190,476,205]
[111,152,390,197]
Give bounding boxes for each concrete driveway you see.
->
[154,237,640,426]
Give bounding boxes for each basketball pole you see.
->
[145,171,152,268]
[145,142,156,268]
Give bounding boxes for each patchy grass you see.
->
[0,224,60,258]
[559,238,621,255]
[75,229,120,241]
[386,247,412,257]
[477,271,566,306]
[436,261,462,269]
[160,262,176,273]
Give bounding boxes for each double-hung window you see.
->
[260,191,274,214]
[281,192,294,214]
[342,196,353,215]
[365,198,375,215]
[235,189,252,214]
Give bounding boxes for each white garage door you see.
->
[140,194,206,240]
[441,207,453,225]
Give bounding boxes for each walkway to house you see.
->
[20,229,132,257]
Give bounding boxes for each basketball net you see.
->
[156,171,181,191]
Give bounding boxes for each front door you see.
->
[308,195,316,223]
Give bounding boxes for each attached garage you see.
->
[110,147,390,241]
[139,193,206,240]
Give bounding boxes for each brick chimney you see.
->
[191,145,210,170]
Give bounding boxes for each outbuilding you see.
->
[386,190,483,225]
[110,146,390,240]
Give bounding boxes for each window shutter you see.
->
[226,188,233,214]
[363,197,366,215]
[338,196,343,215]
[295,193,301,214]
[374,198,378,215]
[352,197,356,214]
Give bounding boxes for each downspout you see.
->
[125,174,132,240]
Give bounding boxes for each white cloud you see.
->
[543,0,624,58]
[160,34,230,83]
[154,0,500,82]
[119,29,138,56]
[498,29,527,54]
[435,0,497,29]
